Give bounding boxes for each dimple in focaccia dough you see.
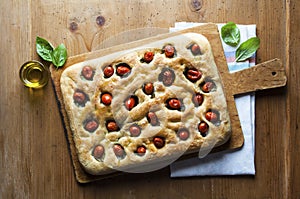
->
[60,33,231,175]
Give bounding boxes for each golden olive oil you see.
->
[19,61,49,89]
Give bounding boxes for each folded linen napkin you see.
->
[169,23,256,176]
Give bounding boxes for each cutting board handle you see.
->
[227,58,287,95]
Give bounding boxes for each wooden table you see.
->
[1,0,299,198]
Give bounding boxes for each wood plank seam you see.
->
[285,0,291,198]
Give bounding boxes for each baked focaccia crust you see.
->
[60,33,231,175]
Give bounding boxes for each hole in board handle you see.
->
[272,71,277,76]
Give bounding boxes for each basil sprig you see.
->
[235,37,260,62]
[36,37,54,62]
[52,44,68,67]
[221,22,240,47]
[221,22,260,62]
[36,36,67,68]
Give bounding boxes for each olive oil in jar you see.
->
[19,61,49,89]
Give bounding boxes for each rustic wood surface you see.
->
[1,0,299,198]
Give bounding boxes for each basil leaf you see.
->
[36,36,54,62]
[51,44,67,68]
[221,22,240,47]
[235,37,260,62]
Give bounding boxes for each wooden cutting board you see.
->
[50,23,286,183]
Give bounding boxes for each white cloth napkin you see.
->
[169,23,256,176]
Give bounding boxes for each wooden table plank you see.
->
[286,0,300,197]
[1,0,298,198]
[0,1,32,199]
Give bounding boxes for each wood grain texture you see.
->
[228,59,286,95]
[286,0,300,197]
[0,0,298,198]
[0,1,32,199]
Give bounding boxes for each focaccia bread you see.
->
[60,33,231,175]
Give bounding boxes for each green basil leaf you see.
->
[51,44,67,68]
[235,37,260,62]
[36,36,54,62]
[221,22,240,47]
